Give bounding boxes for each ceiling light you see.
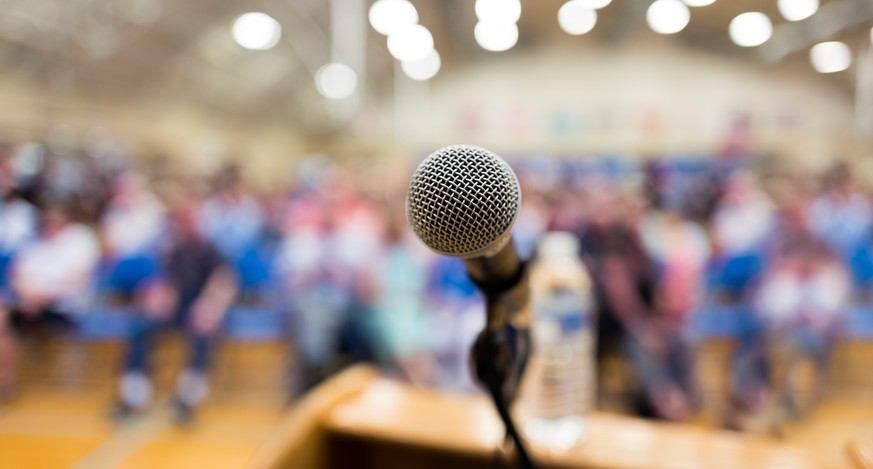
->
[402,49,441,81]
[810,41,852,73]
[387,24,434,61]
[729,12,772,47]
[315,63,358,99]
[475,0,522,24]
[683,0,715,6]
[232,12,281,51]
[558,1,597,36]
[474,21,519,52]
[778,0,818,22]
[368,0,418,36]
[646,0,690,35]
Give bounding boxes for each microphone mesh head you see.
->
[406,145,521,258]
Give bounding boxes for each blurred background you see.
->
[0,0,872,467]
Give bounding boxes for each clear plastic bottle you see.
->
[520,231,595,452]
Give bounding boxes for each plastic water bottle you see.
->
[521,232,595,451]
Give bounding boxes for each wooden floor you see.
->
[0,384,288,469]
[0,337,290,469]
[0,337,870,469]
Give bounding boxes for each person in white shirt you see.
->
[712,172,775,255]
[100,171,166,296]
[102,172,165,258]
[0,176,37,400]
[12,206,100,313]
[710,171,775,298]
[0,201,99,400]
[751,241,849,418]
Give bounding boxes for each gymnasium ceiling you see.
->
[0,0,871,125]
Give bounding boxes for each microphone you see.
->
[406,144,527,311]
[406,144,535,468]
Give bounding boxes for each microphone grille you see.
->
[406,145,521,258]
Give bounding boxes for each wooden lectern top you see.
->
[250,365,853,469]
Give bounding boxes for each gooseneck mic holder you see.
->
[468,255,535,469]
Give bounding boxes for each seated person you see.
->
[710,171,774,297]
[367,216,435,387]
[114,190,237,424]
[0,159,38,400]
[198,165,264,264]
[738,239,849,426]
[277,193,372,398]
[99,171,166,298]
[427,255,483,392]
[0,199,100,401]
[808,164,872,275]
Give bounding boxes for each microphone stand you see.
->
[472,323,534,469]
[469,260,536,469]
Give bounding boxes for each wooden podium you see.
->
[248,365,852,469]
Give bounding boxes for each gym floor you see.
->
[0,337,870,468]
[0,338,288,469]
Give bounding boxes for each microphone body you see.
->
[464,240,523,293]
[406,144,530,328]
[464,241,530,332]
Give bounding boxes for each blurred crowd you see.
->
[0,142,870,431]
[518,157,865,432]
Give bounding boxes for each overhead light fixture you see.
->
[232,12,281,50]
[778,0,818,22]
[729,12,772,47]
[558,1,597,36]
[474,21,519,52]
[810,41,852,73]
[682,0,715,6]
[646,0,690,35]
[402,49,441,81]
[368,0,418,36]
[315,63,358,99]
[387,24,434,61]
[475,0,522,24]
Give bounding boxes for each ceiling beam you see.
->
[602,0,651,43]
[758,0,873,62]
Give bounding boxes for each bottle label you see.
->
[559,312,590,334]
